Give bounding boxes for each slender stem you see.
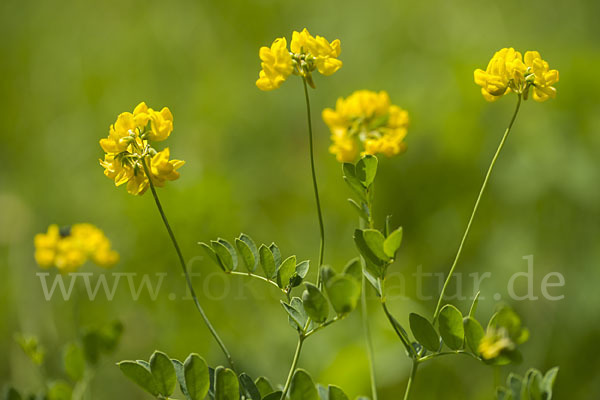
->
[381,300,417,358]
[302,77,325,287]
[432,95,522,322]
[141,159,236,371]
[229,271,282,291]
[403,360,419,400]
[359,191,378,400]
[362,275,378,400]
[280,335,305,400]
[303,315,343,338]
[417,350,480,363]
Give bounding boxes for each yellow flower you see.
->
[148,107,174,141]
[34,224,119,273]
[100,103,184,195]
[474,48,558,102]
[150,148,185,187]
[291,29,342,76]
[524,51,559,102]
[256,29,342,91]
[34,224,60,268]
[100,102,150,153]
[479,327,515,360]
[322,90,409,162]
[256,38,294,91]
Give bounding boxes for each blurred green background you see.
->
[1,0,599,398]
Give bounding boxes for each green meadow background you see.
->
[1,0,599,398]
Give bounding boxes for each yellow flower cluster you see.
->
[34,224,118,273]
[322,90,409,162]
[256,28,342,91]
[474,48,559,102]
[99,102,184,195]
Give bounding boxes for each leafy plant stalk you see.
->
[360,187,378,400]
[141,159,236,371]
[280,335,305,400]
[302,77,326,287]
[403,360,419,400]
[362,274,378,400]
[432,95,523,322]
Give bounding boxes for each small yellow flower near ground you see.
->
[99,102,184,195]
[322,90,409,162]
[474,47,559,102]
[34,224,118,273]
[256,28,342,91]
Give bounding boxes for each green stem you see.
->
[280,335,305,400]
[403,360,419,400]
[302,77,325,287]
[303,315,343,338]
[362,275,378,400]
[141,159,236,371]
[432,95,522,322]
[228,271,282,291]
[359,191,378,400]
[381,300,417,358]
[417,350,480,363]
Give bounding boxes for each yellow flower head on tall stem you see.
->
[474,48,559,102]
[256,28,342,91]
[34,224,119,273]
[322,90,409,162]
[99,102,184,195]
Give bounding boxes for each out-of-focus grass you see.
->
[1,0,599,398]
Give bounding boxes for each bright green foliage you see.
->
[302,283,329,323]
[259,244,277,279]
[342,163,367,202]
[254,376,274,398]
[289,369,319,400]
[183,354,210,400]
[149,351,176,397]
[269,243,282,267]
[263,392,284,400]
[201,234,310,293]
[118,361,160,397]
[211,239,237,272]
[496,367,559,400]
[235,234,259,273]
[355,155,378,186]
[438,304,464,350]
[119,352,217,400]
[277,255,297,289]
[383,227,403,258]
[328,384,350,400]
[463,316,485,356]
[325,275,361,315]
[409,313,440,352]
[239,373,261,400]
[281,297,308,332]
[214,367,239,400]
